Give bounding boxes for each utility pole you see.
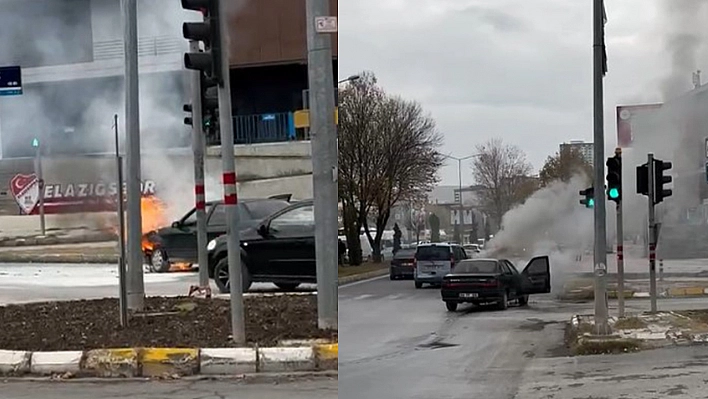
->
[32,138,45,236]
[306,0,338,330]
[647,153,657,313]
[611,148,625,318]
[114,114,128,327]
[592,0,609,334]
[122,0,144,311]
[188,40,210,293]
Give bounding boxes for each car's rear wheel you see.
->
[214,257,252,294]
[275,283,300,291]
[445,301,458,312]
[150,248,171,273]
[414,281,423,289]
[497,291,509,310]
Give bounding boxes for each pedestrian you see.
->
[338,238,347,265]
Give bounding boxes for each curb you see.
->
[561,286,708,301]
[0,253,118,264]
[0,343,337,378]
[338,268,388,285]
[0,234,116,248]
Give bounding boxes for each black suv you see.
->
[142,197,291,272]
[207,199,316,292]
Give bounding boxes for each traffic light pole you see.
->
[306,0,339,329]
[647,153,658,313]
[122,0,144,311]
[189,40,210,293]
[616,201,625,317]
[33,144,45,236]
[592,0,609,335]
[216,0,246,344]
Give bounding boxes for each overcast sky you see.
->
[338,0,706,186]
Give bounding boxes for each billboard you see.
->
[616,103,663,148]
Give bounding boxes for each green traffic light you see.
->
[608,187,620,199]
[588,199,594,208]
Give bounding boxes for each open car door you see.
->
[521,256,551,294]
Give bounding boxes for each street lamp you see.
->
[443,153,480,244]
[338,75,360,85]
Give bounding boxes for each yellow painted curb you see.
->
[84,348,138,377]
[140,348,199,377]
[314,344,338,360]
[669,287,707,297]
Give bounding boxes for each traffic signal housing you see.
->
[606,153,622,202]
[653,158,673,204]
[636,163,649,196]
[580,186,595,208]
[182,0,223,85]
[183,103,193,126]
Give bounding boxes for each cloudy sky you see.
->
[338,0,708,185]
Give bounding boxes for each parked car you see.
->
[142,196,291,272]
[389,248,416,280]
[414,243,469,288]
[207,199,316,293]
[440,257,551,312]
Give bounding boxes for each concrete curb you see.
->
[562,286,708,300]
[338,268,388,285]
[0,342,337,378]
[0,234,116,248]
[0,252,118,264]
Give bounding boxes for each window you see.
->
[453,260,499,274]
[415,246,451,261]
[270,205,315,230]
[182,210,197,226]
[245,200,290,220]
[504,260,520,274]
[208,204,250,226]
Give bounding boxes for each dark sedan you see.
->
[142,196,291,272]
[389,249,416,280]
[207,199,316,293]
[440,257,550,312]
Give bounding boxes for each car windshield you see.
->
[394,249,416,259]
[416,246,450,261]
[453,260,499,274]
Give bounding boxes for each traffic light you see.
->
[636,163,649,196]
[201,74,220,144]
[580,186,594,208]
[183,103,193,126]
[653,158,673,204]
[606,153,622,202]
[182,0,223,85]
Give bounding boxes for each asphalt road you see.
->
[0,263,315,304]
[339,275,708,399]
[0,377,337,399]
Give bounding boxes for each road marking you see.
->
[352,294,374,301]
[339,274,387,288]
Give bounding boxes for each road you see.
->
[0,263,315,304]
[339,275,708,399]
[0,377,337,399]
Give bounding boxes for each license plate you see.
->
[460,293,478,298]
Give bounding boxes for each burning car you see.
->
[142,196,291,272]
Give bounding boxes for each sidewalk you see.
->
[571,255,708,277]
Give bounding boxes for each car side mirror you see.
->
[258,224,269,236]
[171,221,180,228]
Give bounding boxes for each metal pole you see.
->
[189,40,209,292]
[648,153,657,313]
[592,0,609,334]
[457,159,462,243]
[115,114,128,327]
[302,89,310,139]
[34,146,45,236]
[616,202,625,318]
[307,0,338,330]
[122,0,144,310]
[217,0,245,344]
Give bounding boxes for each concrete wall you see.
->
[0,141,313,236]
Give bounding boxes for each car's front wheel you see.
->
[214,257,252,294]
[149,248,171,273]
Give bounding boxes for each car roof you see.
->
[460,258,499,263]
[416,242,456,248]
[204,198,289,206]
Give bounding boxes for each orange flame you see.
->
[140,196,169,252]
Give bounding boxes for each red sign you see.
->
[616,104,663,147]
[9,173,157,215]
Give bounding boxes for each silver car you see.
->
[414,243,468,288]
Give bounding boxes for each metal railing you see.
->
[232,112,296,144]
[93,36,185,61]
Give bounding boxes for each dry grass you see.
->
[614,317,648,330]
[338,262,387,278]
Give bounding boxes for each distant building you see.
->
[560,140,594,166]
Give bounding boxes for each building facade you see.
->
[560,140,594,166]
[0,0,338,159]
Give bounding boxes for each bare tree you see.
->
[339,72,444,262]
[471,138,533,228]
[539,146,593,187]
